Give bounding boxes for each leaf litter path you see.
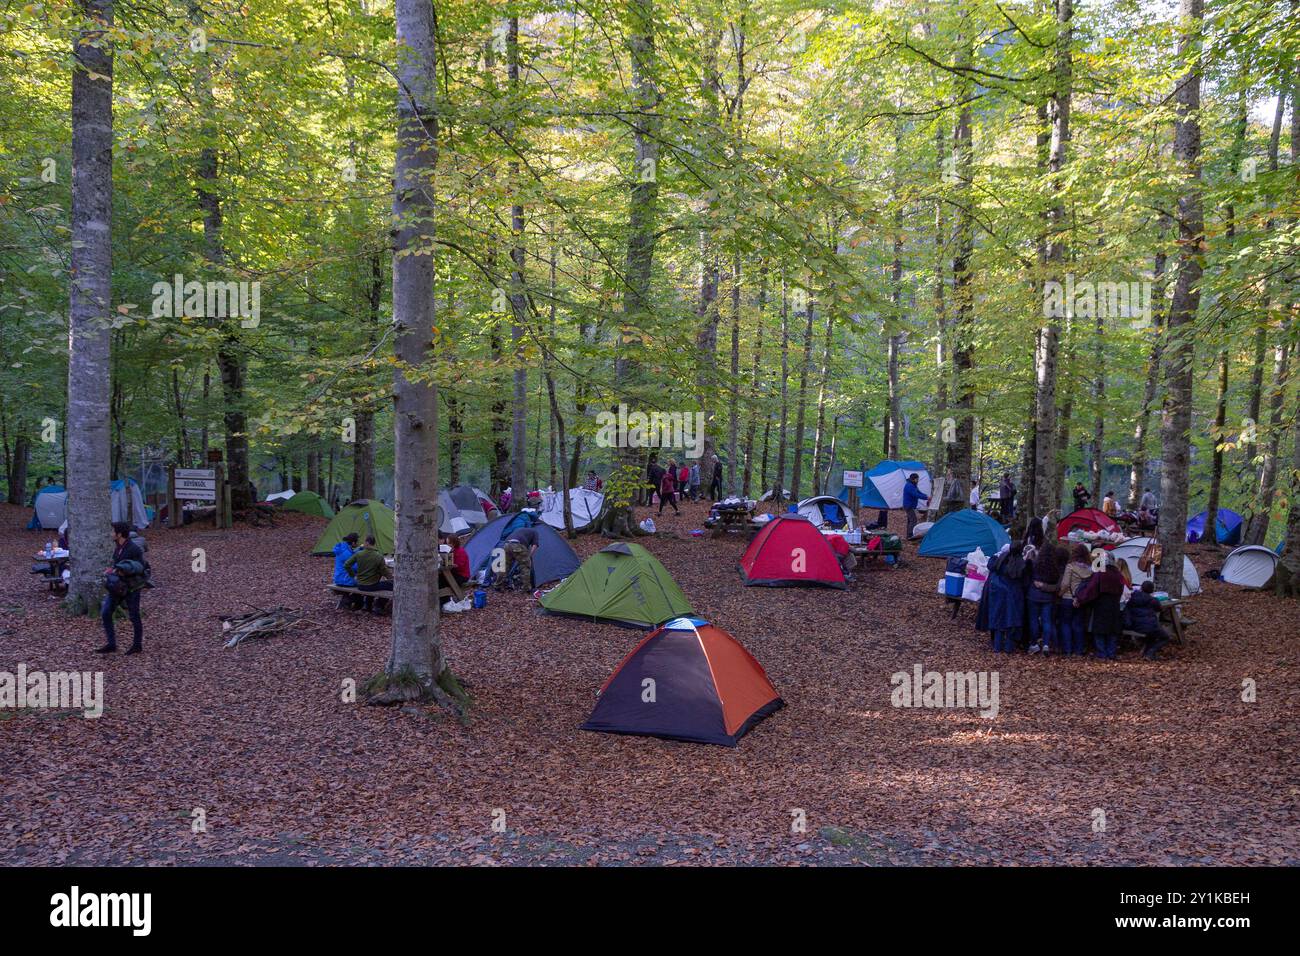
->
[1,502,1295,866]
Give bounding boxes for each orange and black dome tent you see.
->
[581,618,783,747]
[739,514,847,588]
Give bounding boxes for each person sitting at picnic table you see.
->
[343,535,392,614]
[1137,504,1157,530]
[1101,489,1120,518]
[902,473,928,539]
[446,534,472,587]
[1124,580,1171,660]
[331,531,363,608]
[1057,543,1093,656]
[1074,553,1125,659]
[1071,482,1091,513]
[979,540,1031,654]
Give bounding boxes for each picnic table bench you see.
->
[326,566,466,612]
[31,550,69,592]
[846,531,904,568]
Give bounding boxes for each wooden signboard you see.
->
[169,464,228,528]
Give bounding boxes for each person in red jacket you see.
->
[659,460,680,515]
[446,534,471,586]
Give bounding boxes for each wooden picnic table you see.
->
[1158,596,1189,645]
[844,531,904,568]
[32,549,69,591]
[706,503,756,537]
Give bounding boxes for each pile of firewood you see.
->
[220,606,308,648]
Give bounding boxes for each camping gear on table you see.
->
[917,509,1011,559]
[1186,508,1244,545]
[539,541,692,628]
[739,514,847,589]
[281,490,334,518]
[581,617,783,747]
[1219,545,1279,589]
[312,499,396,555]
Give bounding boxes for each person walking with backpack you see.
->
[97,521,150,655]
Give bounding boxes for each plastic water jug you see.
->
[472,589,487,610]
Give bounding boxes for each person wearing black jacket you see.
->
[97,521,149,655]
[1125,581,1171,660]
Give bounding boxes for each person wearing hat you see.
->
[901,473,928,540]
[332,531,363,608]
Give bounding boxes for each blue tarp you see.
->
[1186,508,1243,545]
[918,509,1011,558]
[838,460,931,510]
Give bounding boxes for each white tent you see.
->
[33,489,66,529]
[866,462,933,510]
[32,481,149,531]
[539,487,604,530]
[1220,545,1278,589]
[265,490,296,503]
[759,487,793,502]
[797,495,855,530]
[1111,537,1201,596]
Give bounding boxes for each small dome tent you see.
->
[581,618,783,747]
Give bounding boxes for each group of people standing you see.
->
[977,519,1171,661]
[646,455,716,513]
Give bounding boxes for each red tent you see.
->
[1057,507,1121,538]
[739,514,847,588]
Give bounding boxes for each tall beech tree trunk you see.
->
[789,294,815,501]
[615,0,660,479]
[727,256,741,494]
[811,292,834,495]
[941,44,976,516]
[741,267,766,496]
[351,251,381,502]
[507,16,528,503]
[65,0,114,613]
[374,0,461,710]
[1155,0,1205,596]
[931,121,949,478]
[1033,0,1072,517]
[771,275,790,501]
[1128,214,1172,507]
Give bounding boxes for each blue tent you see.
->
[918,509,1010,558]
[464,511,580,587]
[1186,508,1243,546]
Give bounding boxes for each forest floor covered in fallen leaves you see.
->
[1,500,1296,866]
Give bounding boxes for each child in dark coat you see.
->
[1124,580,1171,660]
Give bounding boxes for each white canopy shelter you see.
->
[1110,537,1202,597]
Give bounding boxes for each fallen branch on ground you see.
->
[220,606,310,648]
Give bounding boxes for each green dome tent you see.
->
[282,490,334,518]
[539,542,692,628]
[312,499,395,555]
